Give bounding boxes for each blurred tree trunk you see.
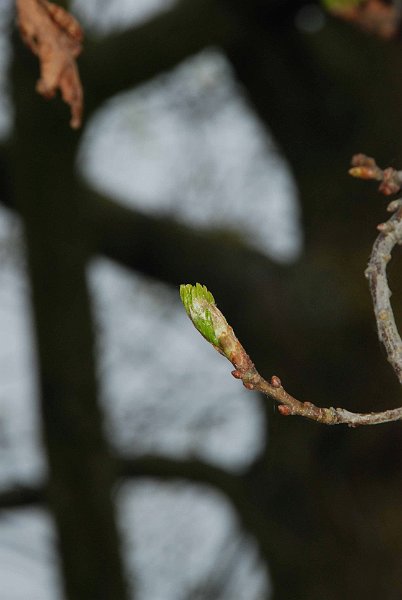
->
[10,37,128,600]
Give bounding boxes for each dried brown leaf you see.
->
[16,0,84,128]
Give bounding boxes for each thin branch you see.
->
[0,484,45,509]
[180,207,402,430]
[366,200,402,384]
[0,456,242,512]
[85,186,280,303]
[0,456,276,565]
[229,349,402,427]
[119,455,242,496]
[82,0,240,116]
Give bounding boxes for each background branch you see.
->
[85,187,283,320]
[119,454,285,564]
[0,455,278,567]
[82,0,240,116]
[0,484,45,509]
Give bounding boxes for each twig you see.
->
[366,200,402,384]
[180,209,402,430]
[349,154,402,196]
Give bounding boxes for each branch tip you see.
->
[349,154,402,196]
[180,273,402,427]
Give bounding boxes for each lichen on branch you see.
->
[16,0,84,128]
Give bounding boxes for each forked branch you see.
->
[180,163,402,426]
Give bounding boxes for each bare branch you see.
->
[0,457,276,566]
[0,484,45,509]
[235,372,402,427]
[120,455,242,496]
[0,456,242,512]
[366,200,402,384]
[84,187,280,303]
[82,0,240,116]
[180,222,402,428]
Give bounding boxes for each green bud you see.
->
[180,283,229,348]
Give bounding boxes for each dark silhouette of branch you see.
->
[0,484,45,509]
[366,199,402,384]
[0,455,276,563]
[114,454,286,565]
[82,0,241,116]
[119,454,241,492]
[0,456,243,512]
[85,187,281,303]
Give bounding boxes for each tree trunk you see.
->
[10,37,128,600]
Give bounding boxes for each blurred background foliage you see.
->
[1,0,402,599]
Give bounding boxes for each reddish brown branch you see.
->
[231,368,402,426]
